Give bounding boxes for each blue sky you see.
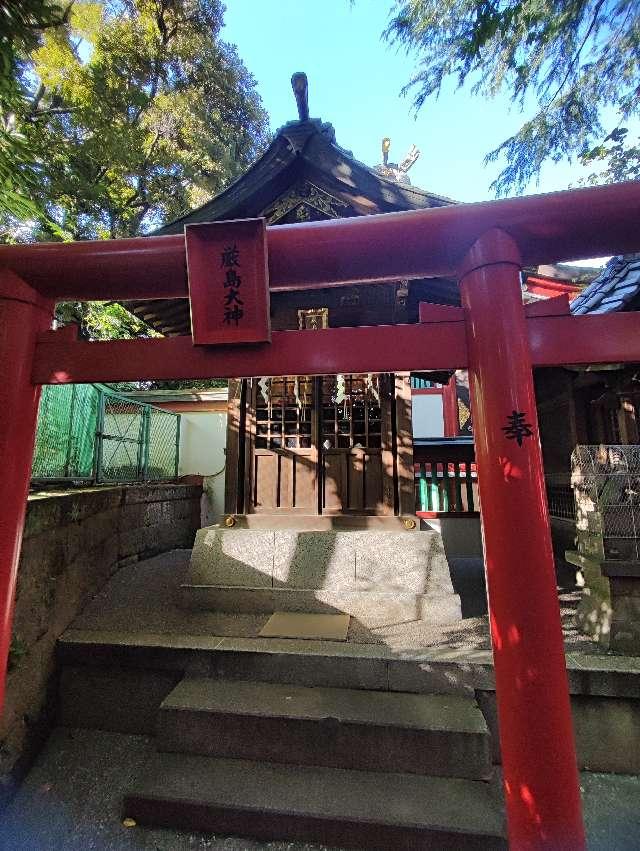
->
[222,1,604,204]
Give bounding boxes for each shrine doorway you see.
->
[241,373,401,516]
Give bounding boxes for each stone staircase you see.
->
[57,631,506,848]
[122,675,504,849]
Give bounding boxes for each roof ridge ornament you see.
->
[376,138,421,185]
[291,72,309,122]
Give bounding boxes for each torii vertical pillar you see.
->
[459,229,585,850]
[0,270,52,713]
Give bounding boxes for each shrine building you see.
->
[125,75,470,523]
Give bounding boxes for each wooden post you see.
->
[394,372,415,517]
[0,270,53,713]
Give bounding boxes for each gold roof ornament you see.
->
[382,137,391,167]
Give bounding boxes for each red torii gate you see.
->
[3,180,640,849]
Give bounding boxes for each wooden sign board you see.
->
[185,218,271,345]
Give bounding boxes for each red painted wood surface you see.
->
[0,180,638,300]
[525,275,581,301]
[31,311,640,384]
[0,271,53,710]
[460,229,585,849]
[186,219,270,345]
[442,376,460,437]
[523,293,570,317]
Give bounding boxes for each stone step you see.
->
[157,678,492,779]
[58,630,486,702]
[180,585,462,627]
[124,753,507,850]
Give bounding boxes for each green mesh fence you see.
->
[31,384,180,483]
[32,384,100,479]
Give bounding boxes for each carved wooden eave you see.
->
[263,181,348,224]
[124,118,457,336]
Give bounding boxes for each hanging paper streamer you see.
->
[365,373,380,403]
[258,376,270,405]
[294,376,301,409]
[335,374,346,404]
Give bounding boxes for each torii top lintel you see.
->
[1,180,640,303]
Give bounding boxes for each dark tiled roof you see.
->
[130,117,456,334]
[570,254,640,315]
[155,118,453,236]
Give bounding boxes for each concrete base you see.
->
[420,516,483,559]
[184,528,462,626]
[58,627,640,775]
[603,562,640,655]
[180,585,462,627]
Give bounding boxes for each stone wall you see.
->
[1,482,201,807]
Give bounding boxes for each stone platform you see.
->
[182,527,462,628]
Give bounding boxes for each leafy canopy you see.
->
[385,0,640,194]
[10,0,269,240]
[0,1,69,224]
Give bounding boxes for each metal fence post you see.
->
[63,384,77,478]
[142,406,151,481]
[174,414,181,479]
[93,389,105,484]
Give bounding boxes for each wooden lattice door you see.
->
[320,374,395,514]
[247,376,319,513]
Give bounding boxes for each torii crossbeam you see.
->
[3,180,640,850]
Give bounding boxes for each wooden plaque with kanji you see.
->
[185,218,271,345]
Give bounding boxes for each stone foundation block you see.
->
[189,529,274,587]
[273,531,356,589]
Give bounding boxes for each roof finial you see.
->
[382,137,391,167]
[291,72,309,122]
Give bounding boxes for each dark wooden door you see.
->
[320,374,395,514]
[246,376,319,513]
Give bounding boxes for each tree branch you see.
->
[545,0,605,108]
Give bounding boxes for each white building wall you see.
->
[411,393,445,438]
[177,411,227,520]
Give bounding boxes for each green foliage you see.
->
[6,0,269,240]
[579,127,640,185]
[55,300,159,339]
[0,1,69,224]
[109,378,228,390]
[385,0,640,194]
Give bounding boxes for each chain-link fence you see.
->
[571,444,640,561]
[32,384,180,484]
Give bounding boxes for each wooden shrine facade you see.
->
[225,372,415,517]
